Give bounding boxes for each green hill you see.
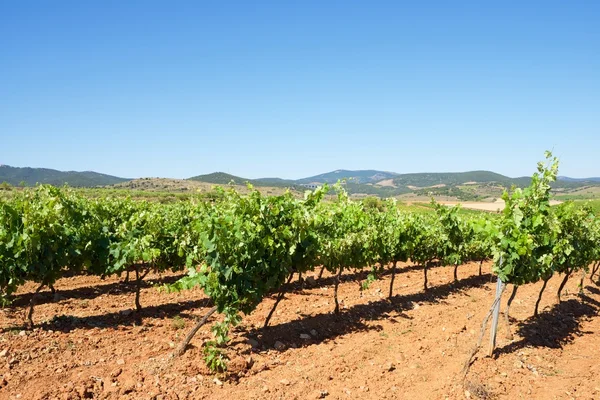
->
[391,171,531,188]
[188,172,299,189]
[297,169,398,184]
[187,172,249,185]
[0,165,130,187]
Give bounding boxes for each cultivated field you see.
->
[1,262,599,400]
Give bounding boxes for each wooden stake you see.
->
[488,276,504,357]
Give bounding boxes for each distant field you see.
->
[553,185,600,200]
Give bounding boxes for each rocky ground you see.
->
[1,261,599,400]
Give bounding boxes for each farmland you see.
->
[1,154,600,399]
[2,261,599,399]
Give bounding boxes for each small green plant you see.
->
[171,315,186,330]
[203,341,228,372]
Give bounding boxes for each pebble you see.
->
[116,359,125,366]
[310,329,318,337]
[0,349,8,357]
[300,334,311,340]
[274,341,285,351]
[213,378,223,386]
[110,368,122,378]
[18,331,26,337]
[280,379,290,386]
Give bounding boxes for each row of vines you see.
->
[1,152,599,372]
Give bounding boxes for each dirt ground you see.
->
[439,200,563,212]
[1,261,599,400]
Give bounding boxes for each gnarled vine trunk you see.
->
[175,306,218,357]
[556,268,572,303]
[388,261,398,299]
[534,277,550,317]
[334,266,344,314]
[318,265,326,280]
[26,283,45,329]
[504,285,518,339]
[264,272,295,328]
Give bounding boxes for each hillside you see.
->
[188,172,299,189]
[390,170,531,188]
[4,164,600,200]
[187,172,250,185]
[0,165,129,187]
[296,169,398,184]
[558,176,600,183]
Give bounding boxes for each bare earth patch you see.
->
[439,200,563,212]
[1,262,599,399]
[375,179,396,187]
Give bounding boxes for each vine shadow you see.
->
[495,294,599,356]
[246,272,493,352]
[4,297,214,333]
[10,273,186,307]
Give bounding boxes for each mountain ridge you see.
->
[3,165,600,196]
[0,165,130,187]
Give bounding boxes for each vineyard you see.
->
[2,153,600,399]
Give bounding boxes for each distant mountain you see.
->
[0,165,129,187]
[188,172,299,189]
[296,169,399,184]
[186,169,600,199]
[253,177,298,186]
[558,176,600,183]
[4,164,599,199]
[188,172,249,185]
[391,171,532,188]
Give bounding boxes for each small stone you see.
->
[465,390,471,398]
[0,349,8,357]
[310,329,318,337]
[262,386,269,393]
[18,331,26,337]
[110,368,122,378]
[385,362,396,372]
[274,341,286,351]
[247,338,259,348]
[300,334,311,340]
[317,390,329,398]
[280,379,290,386]
[213,377,223,386]
[116,359,125,366]
[120,379,136,394]
[120,309,133,316]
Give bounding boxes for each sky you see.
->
[1,1,599,179]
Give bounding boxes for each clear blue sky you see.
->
[1,1,598,179]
